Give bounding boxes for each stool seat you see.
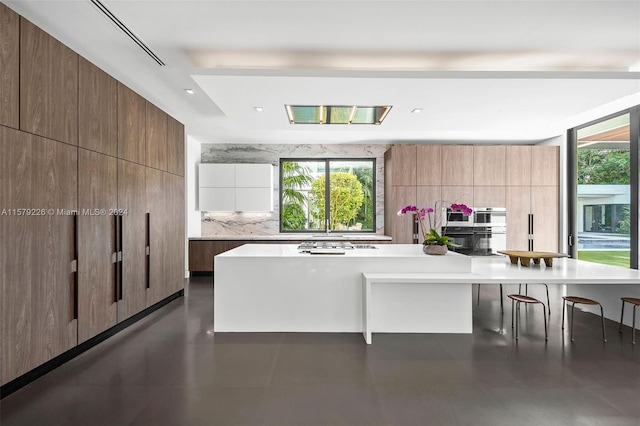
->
[508,294,542,304]
[621,297,640,306]
[562,296,600,305]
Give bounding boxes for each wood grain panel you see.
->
[506,186,531,251]
[473,146,505,186]
[390,186,417,244]
[189,241,215,271]
[531,146,559,185]
[117,159,147,322]
[167,115,185,176]
[506,146,532,186]
[531,185,559,252]
[146,167,166,306]
[417,145,441,185]
[20,18,78,145]
[441,146,473,185]
[145,102,167,171]
[416,186,442,233]
[167,173,185,293]
[78,57,117,156]
[473,186,506,208]
[117,83,146,164]
[78,149,117,344]
[441,186,474,207]
[1,127,77,385]
[390,145,417,186]
[0,4,19,129]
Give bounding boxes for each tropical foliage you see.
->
[577,149,629,184]
[310,173,364,229]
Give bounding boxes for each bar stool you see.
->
[519,283,551,316]
[561,296,606,342]
[476,283,504,313]
[619,297,640,344]
[508,294,548,340]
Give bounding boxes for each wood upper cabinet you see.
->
[78,57,117,156]
[506,146,532,186]
[0,4,19,129]
[417,145,441,185]
[441,146,473,185]
[167,115,185,176]
[441,185,474,207]
[389,145,417,186]
[1,127,78,385]
[145,102,168,171]
[20,18,78,145]
[473,186,506,207]
[117,160,147,322]
[473,146,505,186]
[417,186,442,232]
[78,149,118,343]
[388,186,417,243]
[117,83,146,164]
[531,146,559,185]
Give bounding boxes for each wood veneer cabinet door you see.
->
[78,57,117,156]
[117,159,147,321]
[416,145,441,185]
[146,168,168,306]
[77,149,118,343]
[531,146,559,186]
[531,185,559,252]
[390,145,417,186]
[389,185,417,244]
[167,115,185,176]
[473,186,506,207]
[416,186,442,231]
[189,240,215,271]
[20,18,78,145]
[441,146,473,185]
[0,4,19,129]
[168,173,185,293]
[506,186,531,250]
[117,83,146,164]
[441,185,474,207]
[506,146,532,186]
[145,102,168,171]
[473,146,505,186]
[1,127,77,385]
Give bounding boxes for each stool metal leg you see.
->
[515,301,520,340]
[599,304,607,342]
[477,284,480,305]
[543,303,548,340]
[570,302,576,342]
[511,298,515,329]
[499,284,504,313]
[633,305,637,345]
[545,284,550,317]
[562,299,566,330]
[620,300,625,333]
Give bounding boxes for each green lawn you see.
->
[578,250,630,268]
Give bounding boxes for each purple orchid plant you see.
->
[397,202,472,246]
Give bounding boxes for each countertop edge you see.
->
[189,235,393,241]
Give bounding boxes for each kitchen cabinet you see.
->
[117,160,147,322]
[441,185,474,207]
[1,127,78,385]
[0,4,19,129]
[199,163,273,212]
[167,115,185,176]
[473,186,506,208]
[417,145,441,185]
[77,149,118,343]
[506,185,558,252]
[20,18,78,145]
[532,146,559,185]
[146,102,168,171]
[417,186,442,231]
[388,186,417,244]
[441,146,473,185]
[506,146,532,186]
[166,173,185,294]
[78,57,117,157]
[473,146,505,186]
[117,83,146,164]
[388,145,417,186]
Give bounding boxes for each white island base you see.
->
[214,244,473,337]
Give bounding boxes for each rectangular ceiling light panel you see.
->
[285,105,391,125]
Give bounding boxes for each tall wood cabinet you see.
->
[1,8,186,389]
[0,4,19,129]
[20,18,78,145]
[1,127,78,384]
[77,149,118,343]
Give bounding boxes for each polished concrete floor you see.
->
[1,277,639,426]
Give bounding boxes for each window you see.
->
[280,159,375,232]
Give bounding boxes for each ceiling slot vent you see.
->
[90,0,166,66]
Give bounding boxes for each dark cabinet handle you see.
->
[71,215,78,320]
[145,213,150,289]
[112,214,119,304]
[118,215,123,301]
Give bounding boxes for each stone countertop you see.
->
[189,234,393,241]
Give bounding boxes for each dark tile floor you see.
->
[1,277,639,426]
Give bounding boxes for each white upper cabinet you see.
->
[199,163,273,211]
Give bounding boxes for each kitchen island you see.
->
[214,244,473,333]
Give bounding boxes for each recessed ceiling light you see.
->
[254,106,264,112]
[184,88,195,95]
[285,105,392,125]
[411,108,423,113]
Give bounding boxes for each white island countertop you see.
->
[190,234,392,241]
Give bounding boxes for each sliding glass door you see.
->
[569,107,639,268]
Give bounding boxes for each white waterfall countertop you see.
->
[190,234,392,241]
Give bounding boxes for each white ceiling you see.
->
[5,0,640,145]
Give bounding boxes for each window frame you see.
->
[279,157,377,234]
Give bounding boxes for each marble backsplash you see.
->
[200,143,389,236]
